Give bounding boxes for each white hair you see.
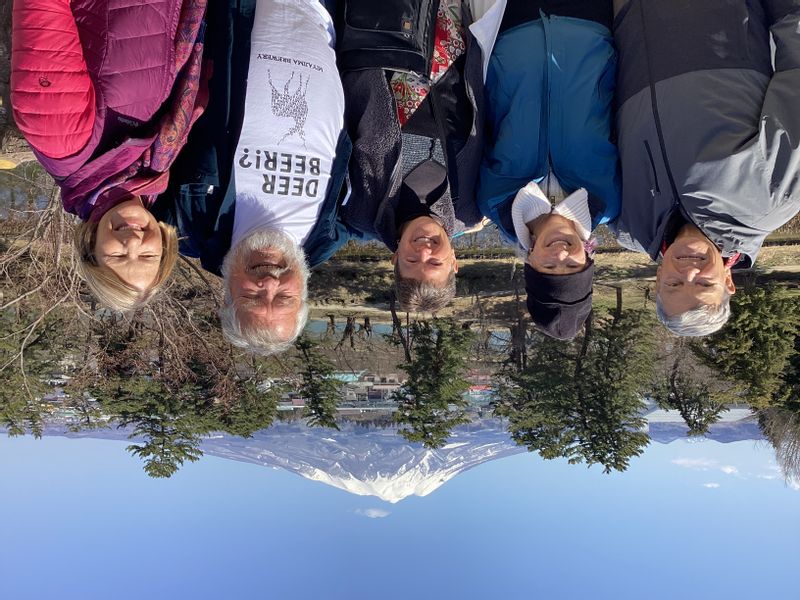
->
[219,228,310,355]
[655,289,732,337]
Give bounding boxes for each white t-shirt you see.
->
[232,0,344,247]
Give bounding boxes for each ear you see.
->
[390,252,398,266]
[724,268,736,295]
[453,258,459,274]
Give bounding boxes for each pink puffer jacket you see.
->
[11,0,208,220]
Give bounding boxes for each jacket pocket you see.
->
[337,0,439,74]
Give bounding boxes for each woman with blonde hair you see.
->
[73,205,179,311]
[11,0,209,310]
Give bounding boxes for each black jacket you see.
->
[335,0,485,251]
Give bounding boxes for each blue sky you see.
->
[0,435,796,600]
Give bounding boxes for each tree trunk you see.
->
[574,310,593,380]
[389,297,412,362]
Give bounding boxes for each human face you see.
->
[392,216,458,285]
[528,214,587,275]
[656,224,736,315]
[95,198,163,291]
[227,247,303,341]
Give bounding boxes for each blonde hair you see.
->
[74,219,179,312]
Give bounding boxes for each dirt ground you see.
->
[308,243,800,324]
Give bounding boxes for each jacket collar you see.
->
[468,0,507,79]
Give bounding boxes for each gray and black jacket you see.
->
[335,0,485,251]
[610,0,800,268]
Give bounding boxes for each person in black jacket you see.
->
[336,0,485,311]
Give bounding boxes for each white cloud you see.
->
[788,478,800,492]
[757,474,779,481]
[672,458,717,470]
[720,466,739,475]
[703,483,721,489]
[355,508,390,519]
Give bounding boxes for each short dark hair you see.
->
[393,262,457,312]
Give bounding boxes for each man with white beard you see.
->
[148,0,349,355]
[219,227,311,355]
[212,0,345,354]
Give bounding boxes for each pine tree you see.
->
[97,377,206,478]
[692,286,800,408]
[776,334,800,411]
[295,337,341,430]
[758,406,800,485]
[495,308,654,473]
[211,380,279,438]
[652,369,728,436]
[392,319,476,449]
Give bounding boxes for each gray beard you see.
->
[222,227,310,290]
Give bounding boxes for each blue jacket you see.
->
[152,0,357,276]
[477,13,621,240]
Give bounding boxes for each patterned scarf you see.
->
[390,0,465,126]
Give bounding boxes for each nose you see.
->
[681,266,701,281]
[417,246,434,261]
[550,247,569,262]
[255,275,281,290]
[120,232,142,257]
[119,229,143,244]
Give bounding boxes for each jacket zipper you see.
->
[382,73,405,232]
[543,12,553,188]
[637,1,710,250]
[638,3,679,206]
[427,84,454,200]
[643,140,660,195]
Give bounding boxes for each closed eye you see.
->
[275,295,298,307]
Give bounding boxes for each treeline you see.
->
[1,189,799,482]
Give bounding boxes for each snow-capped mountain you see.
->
[14,413,767,503]
[200,420,523,503]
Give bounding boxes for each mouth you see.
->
[248,260,283,268]
[546,237,573,249]
[413,235,436,244]
[247,263,287,278]
[114,222,146,232]
[676,254,707,261]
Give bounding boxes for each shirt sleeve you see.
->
[10,0,96,159]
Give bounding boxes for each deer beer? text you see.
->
[238,149,321,198]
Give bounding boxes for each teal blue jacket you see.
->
[477,13,621,239]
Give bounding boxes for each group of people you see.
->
[10,0,800,354]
